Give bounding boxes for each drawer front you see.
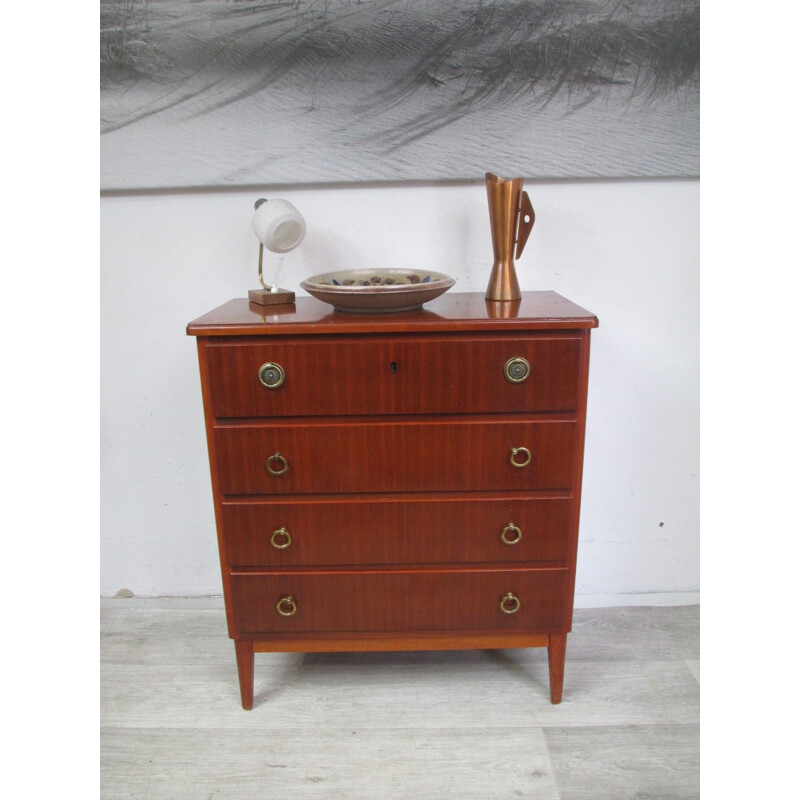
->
[230,568,570,634]
[204,335,582,417]
[214,419,576,495]
[222,496,573,567]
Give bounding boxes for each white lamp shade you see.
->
[252,199,306,253]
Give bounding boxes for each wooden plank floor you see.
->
[101,605,699,799]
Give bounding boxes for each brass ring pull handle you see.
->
[266,452,289,476]
[276,595,297,617]
[504,357,531,383]
[270,527,292,549]
[500,592,521,614]
[258,362,286,389]
[500,523,522,545]
[509,447,532,468]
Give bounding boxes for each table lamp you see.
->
[248,198,306,306]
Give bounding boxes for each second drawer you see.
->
[222,495,574,567]
[214,418,576,494]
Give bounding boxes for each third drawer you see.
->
[222,495,574,567]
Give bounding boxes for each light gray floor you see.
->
[101,605,699,799]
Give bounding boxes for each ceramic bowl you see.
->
[300,269,456,313]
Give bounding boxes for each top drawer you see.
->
[202,333,582,418]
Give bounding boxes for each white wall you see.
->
[100,178,698,604]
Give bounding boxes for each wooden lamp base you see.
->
[248,288,295,305]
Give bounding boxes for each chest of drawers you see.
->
[187,291,597,709]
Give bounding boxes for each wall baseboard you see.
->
[100,591,699,610]
[574,592,699,608]
[100,595,226,609]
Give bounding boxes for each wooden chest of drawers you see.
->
[187,291,597,708]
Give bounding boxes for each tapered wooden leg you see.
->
[234,639,254,710]
[547,632,567,704]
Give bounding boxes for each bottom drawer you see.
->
[229,568,570,635]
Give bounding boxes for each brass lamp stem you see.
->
[249,236,295,306]
[257,243,274,291]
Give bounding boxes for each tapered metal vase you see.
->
[484,172,536,301]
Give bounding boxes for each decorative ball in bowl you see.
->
[300,269,456,313]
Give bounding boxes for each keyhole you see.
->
[390,362,398,374]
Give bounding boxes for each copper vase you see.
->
[484,172,535,301]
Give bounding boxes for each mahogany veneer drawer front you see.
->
[230,568,571,634]
[204,334,582,417]
[214,418,576,495]
[188,292,598,709]
[222,495,573,568]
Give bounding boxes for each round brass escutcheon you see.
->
[276,595,297,617]
[504,357,530,384]
[509,446,532,468]
[500,592,521,614]
[270,527,292,549]
[266,452,289,476]
[258,362,286,389]
[501,522,523,545]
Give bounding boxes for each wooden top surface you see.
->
[186,291,598,337]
